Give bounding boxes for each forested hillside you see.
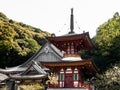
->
[83,12,120,90]
[0,12,51,67]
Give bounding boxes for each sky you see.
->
[0,0,120,38]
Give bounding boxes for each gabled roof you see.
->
[0,42,63,74]
[10,61,48,80]
[35,42,63,61]
[22,42,63,64]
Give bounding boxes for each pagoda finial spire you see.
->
[69,8,74,34]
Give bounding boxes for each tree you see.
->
[0,12,51,67]
[89,12,120,70]
[85,12,120,90]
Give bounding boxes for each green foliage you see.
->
[82,12,120,70]
[0,12,7,19]
[93,61,120,90]
[34,28,41,33]
[9,19,14,23]
[18,84,44,90]
[0,12,51,67]
[82,12,120,90]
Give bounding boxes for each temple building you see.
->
[0,8,97,90]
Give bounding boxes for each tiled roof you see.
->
[10,61,48,80]
[0,73,8,82]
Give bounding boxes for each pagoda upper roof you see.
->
[47,32,95,50]
[47,32,88,41]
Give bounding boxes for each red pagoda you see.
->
[41,8,97,90]
[43,31,97,88]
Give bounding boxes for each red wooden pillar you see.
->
[72,67,74,87]
[58,69,60,88]
[63,67,66,88]
[63,68,65,87]
[78,67,82,87]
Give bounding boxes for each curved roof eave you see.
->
[10,74,47,80]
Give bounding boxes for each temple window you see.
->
[67,44,70,54]
[74,73,78,80]
[74,68,78,81]
[71,43,74,54]
[60,73,64,81]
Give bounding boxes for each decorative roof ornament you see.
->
[44,46,49,54]
[69,8,74,34]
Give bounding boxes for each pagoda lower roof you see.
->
[41,60,97,73]
[41,60,92,67]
